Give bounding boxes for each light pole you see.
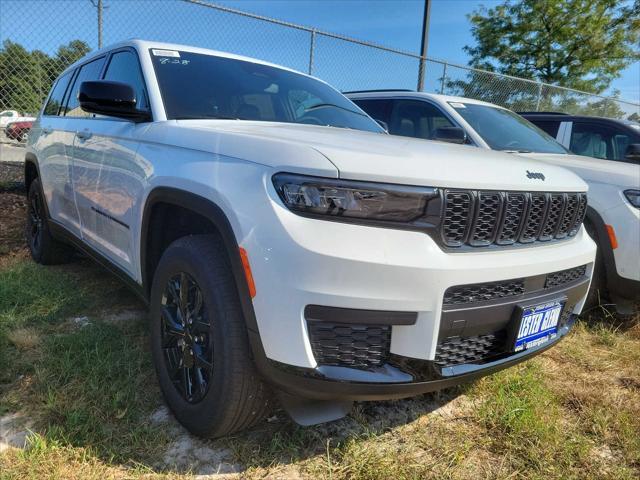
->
[417,0,431,92]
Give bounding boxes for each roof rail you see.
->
[343,89,415,94]
[517,111,569,115]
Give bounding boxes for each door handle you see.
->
[76,129,92,141]
[42,126,53,135]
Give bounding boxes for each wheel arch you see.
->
[24,152,40,193]
[140,187,260,335]
[584,206,615,286]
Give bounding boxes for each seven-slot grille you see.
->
[441,190,587,247]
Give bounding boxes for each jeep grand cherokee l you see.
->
[25,40,596,437]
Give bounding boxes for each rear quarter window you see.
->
[43,71,73,116]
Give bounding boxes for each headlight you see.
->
[272,173,440,226]
[624,189,640,208]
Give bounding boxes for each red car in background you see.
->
[4,120,33,142]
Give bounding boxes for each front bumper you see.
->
[251,276,586,401]
[243,191,596,369]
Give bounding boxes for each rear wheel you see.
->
[150,234,271,437]
[25,178,74,264]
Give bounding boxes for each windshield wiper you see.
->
[304,103,366,116]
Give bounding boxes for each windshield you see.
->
[151,49,382,133]
[450,102,567,154]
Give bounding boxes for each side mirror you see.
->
[375,119,389,132]
[79,80,150,122]
[433,126,467,144]
[625,143,640,161]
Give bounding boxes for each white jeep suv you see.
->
[348,91,639,313]
[26,40,595,437]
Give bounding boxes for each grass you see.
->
[0,254,638,478]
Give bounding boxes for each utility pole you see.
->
[416,0,431,92]
[98,0,103,49]
[89,0,104,49]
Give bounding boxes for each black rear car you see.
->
[519,112,640,164]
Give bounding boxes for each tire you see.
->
[25,178,74,264]
[584,221,608,309]
[150,234,271,437]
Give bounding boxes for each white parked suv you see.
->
[348,91,639,313]
[26,40,596,437]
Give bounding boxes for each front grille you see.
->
[441,190,587,248]
[434,333,506,367]
[443,264,588,306]
[545,265,587,289]
[443,279,525,305]
[307,321,390,369]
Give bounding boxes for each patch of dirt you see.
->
[149,406,243,477]
[0,192,27,256]
[0,412,33,453]
[0,162,24,191]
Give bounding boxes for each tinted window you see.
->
[352,99,392,125]
[569,122,636,162]
[530,120,561,138]
[43,71,73,116]
[103,50,149,112]
[64,56,106,117]
[387,100,454,140]
[151,50,382,133]
[451,103,566,154]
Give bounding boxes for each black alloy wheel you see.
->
[27,187,44,253]
[161,272,214,404]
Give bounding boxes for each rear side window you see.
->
[103,50,150,112]
[530,120,561,138]
[388,100,454,140]
[352,99,392,125]
[43,71,73,116]
[63,56,106,117]
[570,122,617,161]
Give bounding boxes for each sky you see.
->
[0,0,638,103]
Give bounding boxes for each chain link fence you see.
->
[1,0,638,143]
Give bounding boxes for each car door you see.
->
[36,69,82,237]
[70,48,151,276]
[53,56,107,242]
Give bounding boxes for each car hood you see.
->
[173,120,588,191]
[517,152,640,189]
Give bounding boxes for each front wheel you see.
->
[150,235,271,437]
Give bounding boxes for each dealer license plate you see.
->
[514,301,563,352]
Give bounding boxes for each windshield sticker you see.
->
[449,102,466,109]
[152,49,180,58]
[159,57,190,65]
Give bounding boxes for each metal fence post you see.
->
[440,62,447,94]
[536,82,543,111]
[308,29,316,75]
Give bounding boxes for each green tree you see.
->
[0,39,90,113]
[465,0,640,94]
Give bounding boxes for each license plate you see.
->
[514,301,563,352]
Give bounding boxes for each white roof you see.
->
[346,90,505,109]
[62,38,309,78]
